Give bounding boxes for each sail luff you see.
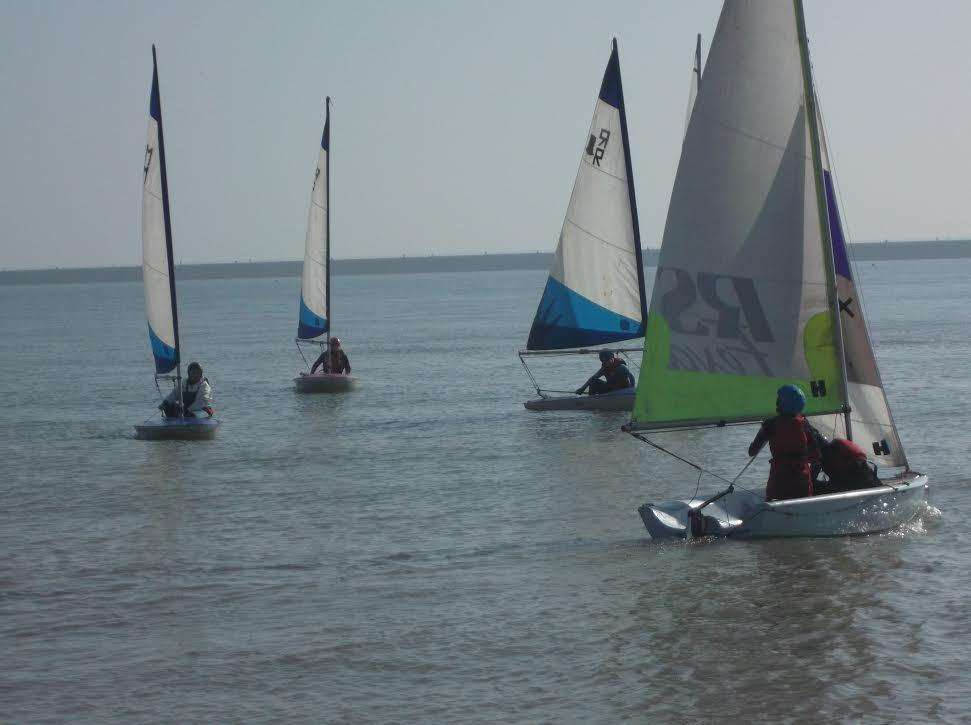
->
[324,97,331,332]
[613,38,648,323]
[684,33,702,139]
[794,0,851,434]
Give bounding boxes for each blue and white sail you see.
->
[297,99,330,340]
[526,39,647,350]
[141,46,180,374]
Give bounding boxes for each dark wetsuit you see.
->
[311,349,351,375]
[585,360,635,395]
[749,414,820,501]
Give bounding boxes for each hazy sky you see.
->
[2,0,970,269]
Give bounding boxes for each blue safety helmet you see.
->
[776,384,806,415]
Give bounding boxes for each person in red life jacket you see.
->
[813,436,880,495]
[575,350,635,396]
[310,337,351,375]
[747,384,820,501]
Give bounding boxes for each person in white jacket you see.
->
[160,361,214,418]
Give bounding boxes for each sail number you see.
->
[586,129,610,166]
[143,145,154,183]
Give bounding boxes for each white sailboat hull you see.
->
[294,372,358,394]
[638,472,928,540]
[524,387,635,412]
[134,416,220,440]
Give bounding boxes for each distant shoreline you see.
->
[3,239,971,286]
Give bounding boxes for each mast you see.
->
[152,45,183,399]
[613,38,648,325]
[793,1,852,439]
[324,97,331,347]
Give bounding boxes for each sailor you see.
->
[159,361,214,418]
[576,350,635,396]
[747,384,820,501]
[311,337,351,375]
[813,436,880,495]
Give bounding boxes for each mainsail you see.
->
[141,46,180,375]
[630,0,847,430]
[526,39,647,350]
[297,99,330,340]
[809,108,907,466]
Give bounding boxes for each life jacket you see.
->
[822,438,868,479]
[816,438,878,493]
[765,414,816,500]
[767,414,813,464]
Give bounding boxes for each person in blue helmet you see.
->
[747,384,821,501]
[576,350,635,396]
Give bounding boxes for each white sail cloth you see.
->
[298,115,329,340]
[141,64,178,374]
[527,43,644,350]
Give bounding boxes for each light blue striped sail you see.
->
[526,39,647,350]
[297,102,330,340]
[141,47,180,374]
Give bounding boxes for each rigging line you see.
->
[582,161,628,185]
[630,432,737,484]
[295,339,311,371]
[563,218,637,256]
[692,108,814,162]
[143,261,172,279]
[518,354,542,395]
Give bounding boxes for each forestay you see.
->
[526,39,647,350]
[297,100,330,340]
[631,0,846,430]
[808,109,907,467]
[141,47,180,374]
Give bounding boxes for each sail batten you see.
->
[630,0,844,430]
[141,46,180,375]
[526,39,645,351]
[297,99,330,340]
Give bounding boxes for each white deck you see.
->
[639,471,929,539]
[524,387,635,412]
[294,373,358,394]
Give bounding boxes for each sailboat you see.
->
[134,47,220,441]
[625,0,927,538]
[520,39,648,412]
[294,98,358,393]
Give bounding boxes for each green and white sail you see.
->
[630,0,846,430]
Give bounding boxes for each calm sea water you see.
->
[1,260,969,723]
